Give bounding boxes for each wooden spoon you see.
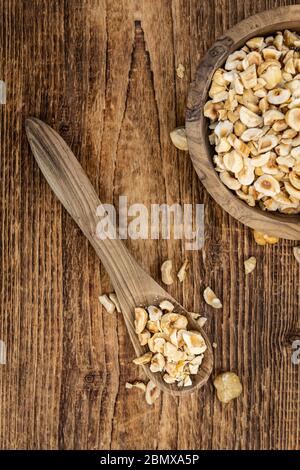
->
[26,118,213,396]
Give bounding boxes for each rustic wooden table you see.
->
[0,0,299,450]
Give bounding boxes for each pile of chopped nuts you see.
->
[205,30,300,214]
[133,300,207,387]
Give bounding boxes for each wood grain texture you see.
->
[0,0,299,450]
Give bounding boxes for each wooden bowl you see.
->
[186,5,300,240]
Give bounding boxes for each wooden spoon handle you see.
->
[25,118,146,303]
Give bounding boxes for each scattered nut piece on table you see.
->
[145,380,160,405]
[176,63,185,79]
[161,259,174,285]
[125,381,147,392]
[203,287,223,309]
[205,30,300,215]
[170,127,189,151]
[244,256,257,274]
[213,372,243,403]
[109,293,121,313]
[132,301,207,388]
[98,294,116,314]
[197,317,208,328]
[190,312,207,327]
[126,380,160,406]
[177,259,189,282]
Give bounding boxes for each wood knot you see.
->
[59,122,70,134]
[283,330,300,347]
[208,36,233,60]
[84,373,95,384]
[83,370,106,390]
[217,35,234,48]
[209,45,226,58]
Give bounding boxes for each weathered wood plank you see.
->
[0,0,299,450]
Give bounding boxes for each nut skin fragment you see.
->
[203,287,222,309]
[244,256,257,274]
[293,246,300,264]
[170,127,188,151]
[161,260,174,285]
[213,372,243,403]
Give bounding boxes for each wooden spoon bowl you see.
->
[26,118,213,396]
[186,5,300,240]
